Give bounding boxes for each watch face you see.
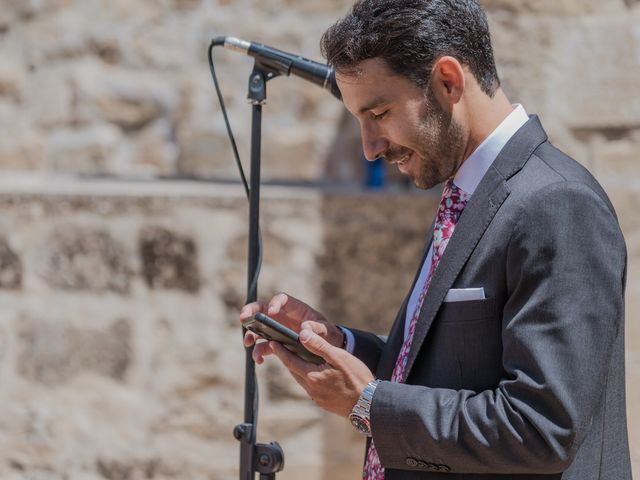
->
[349,414,371,435]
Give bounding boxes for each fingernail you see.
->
[299,330,312,342]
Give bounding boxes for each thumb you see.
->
[299,329,341,364]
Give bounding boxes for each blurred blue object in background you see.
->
[364,156,385,190]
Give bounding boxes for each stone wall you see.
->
[0,0,349,181]
[0,177,327,479]
[0,0,639,479]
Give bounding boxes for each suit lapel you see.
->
[402,115,548,379]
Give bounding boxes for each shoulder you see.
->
[507,140,618,222]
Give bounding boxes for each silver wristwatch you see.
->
[349,379,380,436]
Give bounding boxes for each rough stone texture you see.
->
[0,180,326,479]
[139,226,200,293]
[0,236,22,289]
[0,0,638,478]
[0,0,348,179]
[42,226,131,294]
[16,316,131,385]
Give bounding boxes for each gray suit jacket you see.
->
[351,116,631,479]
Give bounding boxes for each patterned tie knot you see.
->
[440,178,470,218]
[432,179,469,253]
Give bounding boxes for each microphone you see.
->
[214,36,341,100]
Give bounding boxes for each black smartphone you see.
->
[242,312,324,365]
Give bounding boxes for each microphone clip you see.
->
[248,61,284,105]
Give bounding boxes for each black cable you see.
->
[208,40,263,305]
[208,40,262,425]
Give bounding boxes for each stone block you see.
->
[5,0,73,20]
[602,181,640,240]
[0,236,22,289]
[139,226,200,293]
[41,226,131,294]
[131,119,178,175]
[171,0,201,10]
[489,15,640,137]
[46,125,124,174]
[176,128,242,178]
[133,21,195,70]
[0,60,23,102]
[482,0,625,14]
[97,96,165,134]
[72,60,178,132]
[0,2,12,32]
[88,33,122,65]
[25,67,73,128]
[0,128,45,170]
[553,20,640,130]
[23,11,89,64]
[590,131,640,181]
[261,126,326,181]
[16,316,132,385]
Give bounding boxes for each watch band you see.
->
[349,379,380,436]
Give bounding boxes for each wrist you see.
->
[336,325,348,349]
[349,379,380,436]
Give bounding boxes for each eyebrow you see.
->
[358,97,389,115]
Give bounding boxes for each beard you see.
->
[383,86,466,190]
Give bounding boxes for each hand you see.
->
[239,293,345,364]
[270,328,375,417]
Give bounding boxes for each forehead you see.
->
[336,58,423,115]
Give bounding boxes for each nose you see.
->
[360,121,388,161]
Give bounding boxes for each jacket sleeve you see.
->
[348,327,386,373]
[369,181,627,474]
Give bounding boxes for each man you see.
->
[240,0,631,478]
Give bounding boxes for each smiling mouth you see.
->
[395,152,412,166]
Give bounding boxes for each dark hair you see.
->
[320,0,501,97]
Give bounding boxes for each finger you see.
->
[243,330,260,347]
[270,341,313,377]
[267,293,322,325]
[239,301,266,322]
[299,329,343,365]
[252,341,273,364]
[300,320,327,336]
[267,293,290,316]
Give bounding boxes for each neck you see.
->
[460,87,514,163]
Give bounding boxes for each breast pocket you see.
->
[434,298,503,389]
[438,297,497,324]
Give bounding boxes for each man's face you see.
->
[337,58,466,189]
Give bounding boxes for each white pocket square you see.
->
[444,288,486,302]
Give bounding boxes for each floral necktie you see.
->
[363,178,470,480]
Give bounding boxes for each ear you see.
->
[430,56,465,105]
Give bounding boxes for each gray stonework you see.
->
[0,0,638,478]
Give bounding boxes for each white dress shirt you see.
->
[342,104,529,351]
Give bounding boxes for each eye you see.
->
[372,110,388,121]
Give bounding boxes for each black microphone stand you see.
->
[233,61,285,480]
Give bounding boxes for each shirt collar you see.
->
[454,104,529,195]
